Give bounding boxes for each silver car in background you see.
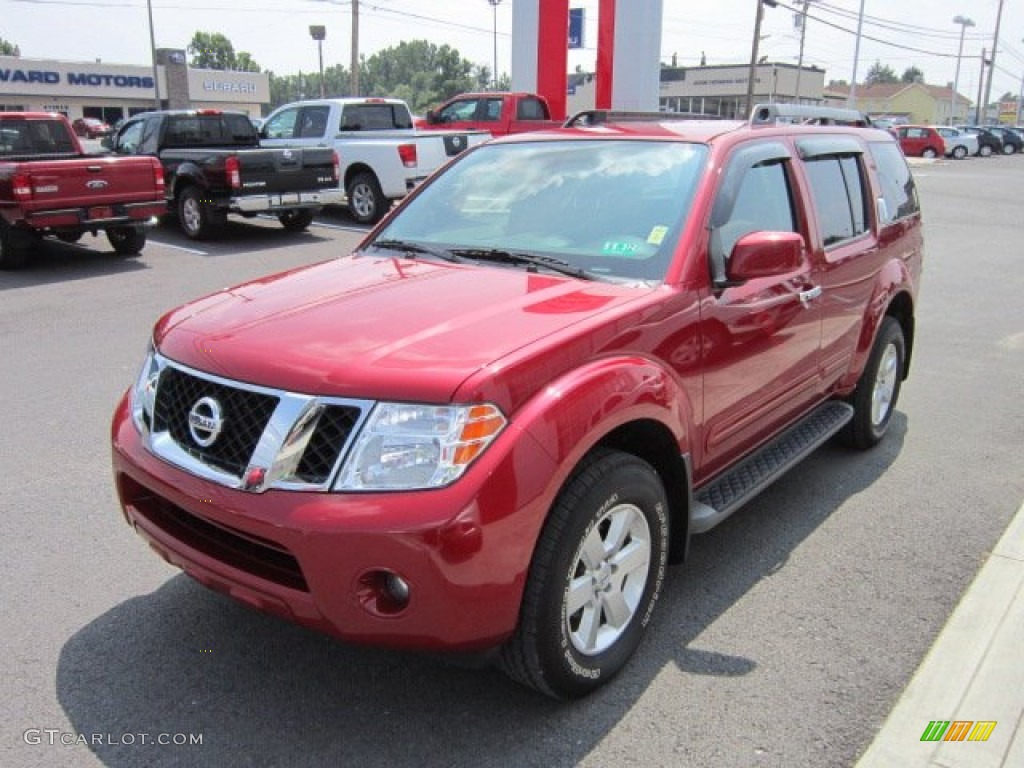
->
[932,126,978,160]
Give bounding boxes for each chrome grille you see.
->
[152,367,279,478]
[293,405,362,484]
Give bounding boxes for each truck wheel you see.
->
[952,145,967,160]
[841,317,905,450]
[56,232,83,244]
[347,172,387,225]
[107,226,146,256]
[278,209,315,232]
[0,222,30,269]
[498,449,669,699]
[177,186,222,240]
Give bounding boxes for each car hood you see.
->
[154,254,653,403]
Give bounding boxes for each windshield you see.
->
[373,139,708,283]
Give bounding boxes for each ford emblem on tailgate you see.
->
[86,180,109,189]
[188,396,224,447]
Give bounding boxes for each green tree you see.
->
[0,37,20,56]
[358,40,485,112]
[865,61,898,86]
[188,31,261,72]
[901,66,924,84]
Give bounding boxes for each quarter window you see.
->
[868,142,920,222]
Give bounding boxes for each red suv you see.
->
[112,104,923,698]
[893,125,945,158]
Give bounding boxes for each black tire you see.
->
[1002,143,1016,155]
[278,209,315,232]
[840,317,905,450]
[979,144,993,157]
[952,145,968,160]
[346,172,387,225]
[107,226,146,256]
[922,147,937,159]
[56,232,83,244]
[177,185,223,240]
[0,221,30,269]
[498,449,670,699]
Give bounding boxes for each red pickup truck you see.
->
[113,104,922,699]
[1,112,166,268]
[417,92,562,136]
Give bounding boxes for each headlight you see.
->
[130,343,160,434]
[334,402,507,491]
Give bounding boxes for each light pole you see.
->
[146,0,160,110]
[309,25,325,98]
[794,0,813,105]
[1018,39,1024,125]
[309,26,326,99]
[488,0,502,90]
[950,15,974,125]
[848,0,866,106]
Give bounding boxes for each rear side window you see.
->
[803,154,869,247]
[868,141,919,222]
[0,119,75,155]
[341,103,412,130]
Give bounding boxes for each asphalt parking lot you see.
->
[2,155,1022,768]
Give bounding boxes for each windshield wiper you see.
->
[449,248,598,281]
[370,239,464,263]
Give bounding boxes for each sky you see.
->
[3,0,1024,101]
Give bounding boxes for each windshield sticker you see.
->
[601,240,649,259]
[647,226,669,245]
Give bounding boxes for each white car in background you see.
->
[932,126,978,160]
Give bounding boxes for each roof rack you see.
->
[563,109,729,128]
[749,103,874,127]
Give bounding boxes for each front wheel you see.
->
[107,226,146,256]
[277,209,315,232]
[498,449,669,699]
[979,144,993,157]
[952,145,968,160]
[840,317,905,450]
[1003,143,1017,155]
[346,172,387,225]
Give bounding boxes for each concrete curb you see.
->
[856,501,1024,767]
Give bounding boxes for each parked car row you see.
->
[891,123,1024,159]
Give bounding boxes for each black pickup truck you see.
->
[104,110,343,239]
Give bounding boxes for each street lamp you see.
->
[950,16,974,126]
[146,0,160,110]
[1018,39,1024,126]
[309,25,326,98]
[488,0,502,90]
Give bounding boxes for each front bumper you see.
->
[111,393,556,652]
[232,187,345,214]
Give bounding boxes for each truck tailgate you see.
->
[238,147,337,194]
[413,130,490,177]
[18,156,162,211]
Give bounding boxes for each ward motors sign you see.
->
[0,68,155,89]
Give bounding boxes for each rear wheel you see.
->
[979,144,993,157]
[107,226,146,256]
[0,221,31,269]
[1002,143,1017,155]
[177,185,224,240]
[346,172,387,225]
[498,449,669,699]
[841,317,905,450]
[277,209,315,232]
[922,147,937,159]
[951,145,968,160]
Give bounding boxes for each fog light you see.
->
[356,569,411,616]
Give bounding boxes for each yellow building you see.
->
[827,82,973,125]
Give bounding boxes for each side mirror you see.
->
[100,136,113,150]
[727,231,805,282]
[426,110,439,125]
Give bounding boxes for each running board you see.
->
[690,401,854,534]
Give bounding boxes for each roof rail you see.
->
[749,103,874,127]
[563,109,729,128]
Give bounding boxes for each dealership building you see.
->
[0,49,270,124]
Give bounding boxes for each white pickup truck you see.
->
[260,97,488,224]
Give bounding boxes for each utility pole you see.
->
[794,0,811,105]
[847,0,866,106]
[950,16,974,126]
[146,0,161,110]
[745,0,772,118]
[350,0,360,97]
[981,0,1005,125]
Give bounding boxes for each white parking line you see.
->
[146,240,208,256]
[255,214,367,234]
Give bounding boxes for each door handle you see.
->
[799,285,822,305]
